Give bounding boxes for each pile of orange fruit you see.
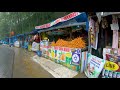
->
[51,37,86,48]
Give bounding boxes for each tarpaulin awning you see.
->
[37,12,89,33]
[35,12,81,30]
[29,29,39,35]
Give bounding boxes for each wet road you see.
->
[13,47,54,78]
[0,45,87,78]
[0,45,14,78]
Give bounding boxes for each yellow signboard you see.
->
[104,61,119,71]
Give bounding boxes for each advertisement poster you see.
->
[89,18,98,50]
[105,54,120,72]
[72,49,81,65]
[85,53,106,78]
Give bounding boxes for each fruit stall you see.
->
[36,12,89,72]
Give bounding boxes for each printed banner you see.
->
[85,53,106,78]
[35,12,81,29]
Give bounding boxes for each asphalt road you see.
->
[0,45,87,78]
[0,45,14,78]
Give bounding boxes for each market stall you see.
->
[35,12,89,72]
[85,12,120,78]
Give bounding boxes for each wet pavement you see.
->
[13,47,54,78]
[0,45,87,78]
[0,45,14,78]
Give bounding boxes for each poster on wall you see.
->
[85,53,106,78]
[89,18,98,50]
[71,49,81,65]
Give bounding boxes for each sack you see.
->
[31,42,40,51]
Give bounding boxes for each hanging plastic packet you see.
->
[116,72,120,78]
[104,70,109,78]
[108,71,113,78]
[112,72,117,78]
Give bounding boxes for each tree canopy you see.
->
[0,12,71,39]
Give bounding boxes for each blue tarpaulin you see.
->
[29,29,39,35]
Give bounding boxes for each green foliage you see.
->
[0,12,71,39]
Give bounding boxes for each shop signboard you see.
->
[85,53,106,78]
